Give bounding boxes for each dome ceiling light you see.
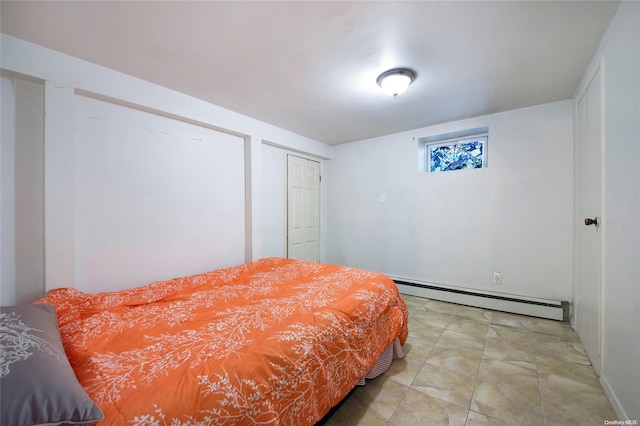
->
[376,68,417,97]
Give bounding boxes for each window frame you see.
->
[418,127,489,173]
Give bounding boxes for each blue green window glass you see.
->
[428,136,487,172]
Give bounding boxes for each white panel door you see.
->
[575,67,603,374]
[287,155,320,261]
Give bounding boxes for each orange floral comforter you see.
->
[37,258,409,425]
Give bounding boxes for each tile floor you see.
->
[326,294,618,426]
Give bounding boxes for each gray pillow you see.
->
[1,304,103,426]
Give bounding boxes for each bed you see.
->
[3,258,408,425]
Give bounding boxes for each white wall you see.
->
[0,76,45,305]
[74,96,245,292]
[0,77,16,305]
[587,0,640,420]
[326,100,574,302]
[261,144,287,258]
[0,35,331,160]
[14,79,45,303]
[0,34,331,299]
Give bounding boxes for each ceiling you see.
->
[1,1,620,145]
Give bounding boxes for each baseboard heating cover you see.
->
[393,278,568,321]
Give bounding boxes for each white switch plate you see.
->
[493,272,502,285]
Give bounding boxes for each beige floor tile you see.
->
[389,388,469,426]
[406,307,419,320]
[465,410,510,425]
[426,331,484,378]
[426,300,492,323]
[445,317,490,340]
[483,329,536,365]
[412,308,458,329]
[536,351,600,386]
[539,373,617,425]
[402,335,435,362]
[486,323,532,343]
[329,298,617,426]
[411,362,476,408]
[534,333,591,366]
[482,341,536,367]
[401,295,430,311]
[324,400,388,426]
[407,317,445,346]
[471,358,543,424]
[423,299,460,314]
[385,356,423,387]
[530,317,578,340]
[349,375,409,421]
[487,324,535,350]
[490,311,533,332]
[436,329,485,350]
[401,294,429,309]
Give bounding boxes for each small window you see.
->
[428,136,487,172]
[419,127,488,173]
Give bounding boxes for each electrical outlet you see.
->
[492,272,502,285]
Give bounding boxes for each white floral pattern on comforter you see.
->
[38,258,409,425]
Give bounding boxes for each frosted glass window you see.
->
[428,136,487,172]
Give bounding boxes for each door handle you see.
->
[584,217,599,227]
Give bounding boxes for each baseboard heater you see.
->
[393,279,569,321]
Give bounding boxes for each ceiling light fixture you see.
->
[376,68,417,97]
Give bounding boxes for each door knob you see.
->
[584,217,599,226]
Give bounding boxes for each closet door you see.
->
[575,66,603,374]
[287,155,320,261]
